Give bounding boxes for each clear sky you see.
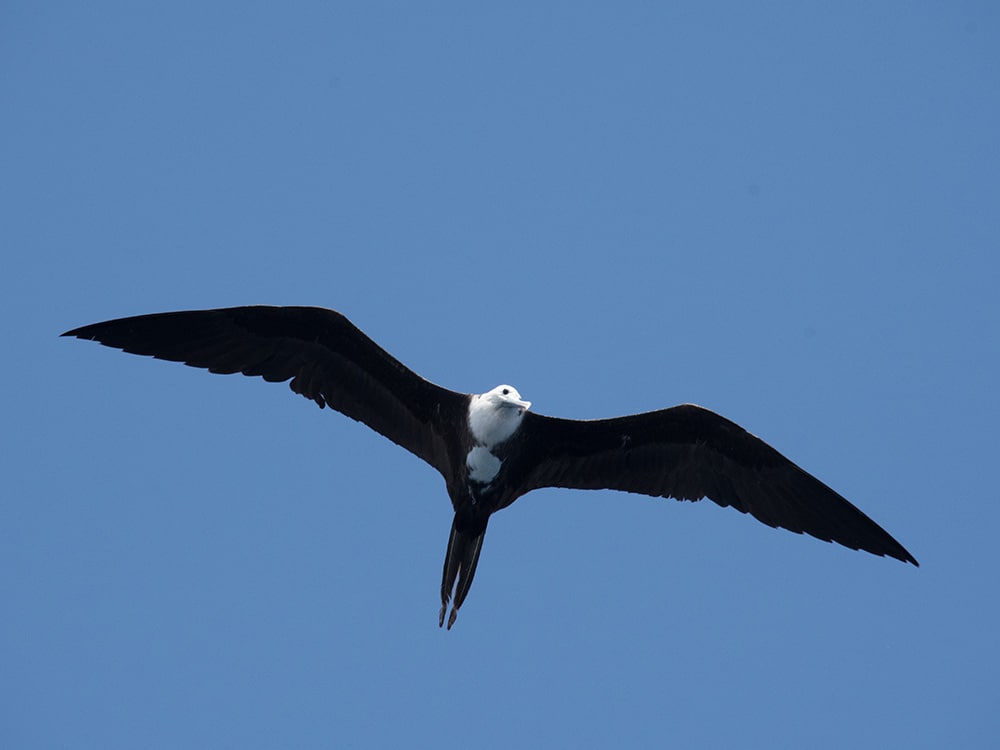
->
[3,3,998,748]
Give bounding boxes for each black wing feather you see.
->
[517,405,917,565]
[62,306,469,477]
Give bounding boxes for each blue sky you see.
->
[3,3,998,748]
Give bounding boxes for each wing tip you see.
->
[867,531,919,568]
[898,549,920,567]
[847,536,919,567]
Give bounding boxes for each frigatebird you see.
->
[63,306,917,628]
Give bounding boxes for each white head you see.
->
[468,384,532,446]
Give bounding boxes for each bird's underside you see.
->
[63,305,918,629]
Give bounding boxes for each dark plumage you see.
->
[63,306,917,628]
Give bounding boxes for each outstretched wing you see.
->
[63,306,469,476]
[515,405,917,565]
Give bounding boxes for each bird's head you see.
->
[482,384,531,415]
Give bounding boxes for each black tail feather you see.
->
[439,515,488,629]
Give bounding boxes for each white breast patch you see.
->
[466,446,502,483]
[468,393,524,446]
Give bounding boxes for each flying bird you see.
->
[63,306,917,628]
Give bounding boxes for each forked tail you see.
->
[439,514,489,630]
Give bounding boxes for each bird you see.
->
[62,305,917,628]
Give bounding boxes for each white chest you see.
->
[468,394,523,446]
[466,394,525,486]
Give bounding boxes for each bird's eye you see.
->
[502,388,510,395]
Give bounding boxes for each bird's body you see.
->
[63,305,917,628]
